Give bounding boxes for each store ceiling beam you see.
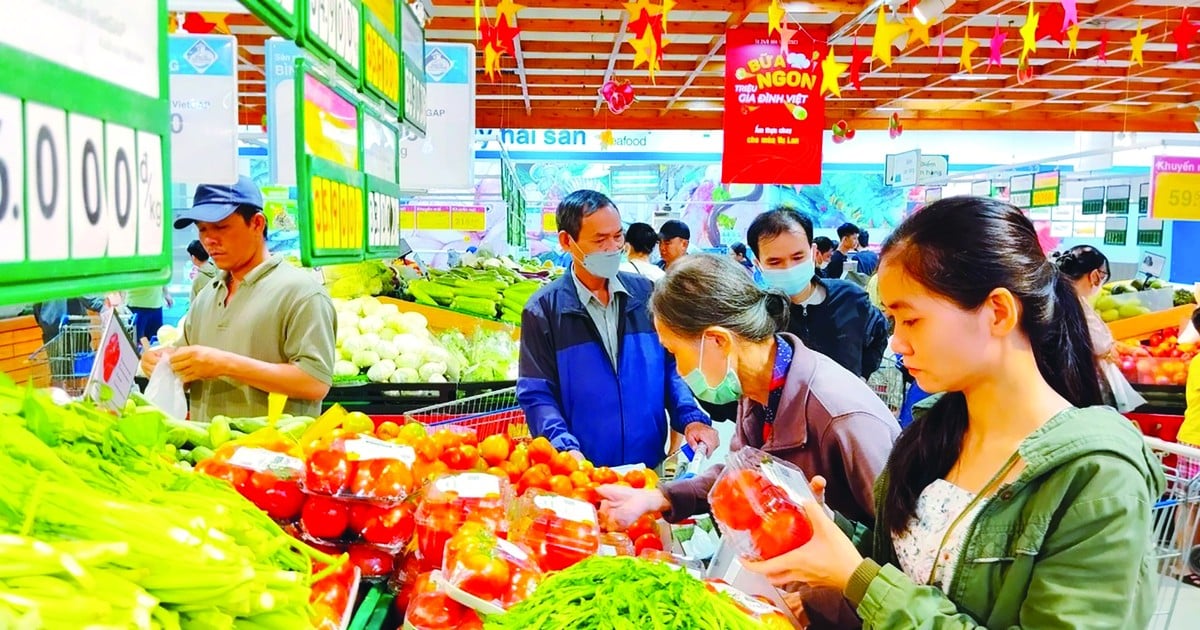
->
[661,4,757,115]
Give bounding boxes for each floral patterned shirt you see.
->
[891,479,987,593]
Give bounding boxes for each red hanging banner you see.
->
[722,25,827,185]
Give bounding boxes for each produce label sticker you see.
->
[1150,156,1200,220]
[436,472,500,498]
[304,0,362,81]
[344,436,416,464]
[0,0,171,306]
[229,447,305,476]
[360,0,400,111]
[295,60,366,267]
[533,495,596,524]
[760,461,815,506]
[84,311,139,411]
[240,0,299,39]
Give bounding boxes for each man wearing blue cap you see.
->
[140,177,336,422]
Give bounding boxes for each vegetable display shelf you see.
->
[0,316,49,387]
[323,380,517,416]
[378,296,520,341]
[1107,305,1195,342]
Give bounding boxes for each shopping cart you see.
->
[867,355,907,416]
[25,314,136,397]
[374,386,530,443]
[1143,436,1200,630]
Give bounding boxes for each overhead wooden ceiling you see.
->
[222,0,1200,132]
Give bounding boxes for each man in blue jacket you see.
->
[517,190,718,469]
[748,208,889,379]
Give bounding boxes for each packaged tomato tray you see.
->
[440,523,544,615]
[414,472,514,570]
[297,491,419,554]
[597,531,634,557]
[403,570,484,630]
[510,490,600,572]
[704,579,795,630]
[211,446,306,522]
[707,447,816,561]
[303,433,419,502]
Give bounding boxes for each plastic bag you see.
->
[1101,360,1146,413]
[144,358,188,420]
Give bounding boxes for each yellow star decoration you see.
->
[599,130,615,149]
[1067,23,1080,57]
[872,6,911,66]
[819,47,848,97]
[904,17,931,49]
[960,28,980,73]
[1130,19,1147,67]
[660,0,676,32]
[768,0,786,36]
[473,0,483,29]
[484,42,502,78]
[1019,1,1039,63]
[494,0,524,26]
[629,29,665,83]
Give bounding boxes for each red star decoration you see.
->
[1098,28,1108,62]
[181,12,217,34]
[493,14,521,55]
[1175,10,1199,60]
[479,17,498,48]
[1036,3,1066,43]
[628,9,666,60]
[848,42,869,90]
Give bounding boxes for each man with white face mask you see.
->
[747,208,889,379]
[517,190,718,468]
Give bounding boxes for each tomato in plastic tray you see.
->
[297,492,418,554]
[707,447,815,561]
[414,472,512,571]
[310,561,360,630]
[597,531,635,557]
[440,523,544,614]
[198,446,307,522]
[511,489,600,572]
[304,434,419,502]
[704,579,794,630]
[403,570,484,630]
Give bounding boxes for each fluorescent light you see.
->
[913,0,953,24]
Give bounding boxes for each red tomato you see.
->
[750,507,813,560]
[257,478,305,521]
[415,507,463,571]
[501,461,525,484]
[591,466,619,485]
[306,448,352,495]
[633,533,664,555]
[348,503,377,533]
[347,544,396,577]
[456,550,511,601]
[624,469,647,489]
[412,435,440,462]
[373,460,415,497]
[528,437,556,466]
[479,434,511,467]
[625,514,659,542]
[507,446,531,472]
[301,496,350,540]
[310,563,354,618]
[548,474,573,496]
[361,503,416,547]
[550,450,579,476]
[518,465,552,495]
[710,470,769,531]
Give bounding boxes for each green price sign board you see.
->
[1136,217,1164,247]
[1081,186,1105,215]
[361,103,401,258]
[295,60,364,266]
[240,0,299,39]
[1103,217,1128,246]
[304,0,363,82]
[361,0,400,112]
[0,0,172,306]
[399,1,427,134]
[1138,182,1149,215]
[1105,184,1131,215]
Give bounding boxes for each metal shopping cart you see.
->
[25,314,136,397]
[1143,436,1200,630]
[374,386,530,444]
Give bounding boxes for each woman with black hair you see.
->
[744,196,1165,628]
[619,222,665,282]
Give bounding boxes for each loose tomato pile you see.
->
[708,449,815,561]
[1117,327,1195,386]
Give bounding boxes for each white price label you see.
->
[368,191,399,248]
[344,436,416,464]
[308,0,361,72]
[228,446,305,474]
[105,123,138,257]
[0,96,25,263]
[533,494,596,524]
[759,462,815,508]
[24,103,68,261]
[435,472,500,498]
[135,132,164,257]
[403,66,426,130]
[68,113,106,259]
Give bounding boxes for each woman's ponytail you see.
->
[1035,272,1103,407]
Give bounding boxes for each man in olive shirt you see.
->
[140,177,335,422]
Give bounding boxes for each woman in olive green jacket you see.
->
[747,197,1165,629]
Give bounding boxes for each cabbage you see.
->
[358,315,384,335]
[395,352,422,370]
[392,333,425,355]
[367,359,397,383]
[377,327,398,341]
[400,312,428,331]
[333,360,359,378]
[339,346,354,361]
[360,332,381,349]
[426,373,448,383]
[352,350,380,368]
[336,313,360,337]
[376,340,399,361]
[376,303,400,318]
[385,313,410,333]
[341,334,369,355]
[418,361,447,380]
[359,296,383,317]
[390,367,420,383]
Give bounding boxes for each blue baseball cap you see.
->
[174,176,264,229]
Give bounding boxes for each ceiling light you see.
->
[913,0,954,24]
[783,2,820,11]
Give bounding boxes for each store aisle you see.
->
[1167,580,1200,629]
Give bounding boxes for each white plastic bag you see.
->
[144,358,188,420]
[1101,361,1146,413]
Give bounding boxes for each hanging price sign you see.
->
[399,1,427,134]
[361,0,400,112]
[295,60,364,266]
[361,106,400,257]
[304,0,362,81]
[0,0,171,306]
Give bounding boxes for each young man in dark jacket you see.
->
[748,209,889,379]
[824,222,860,279]
[517,190,718,468]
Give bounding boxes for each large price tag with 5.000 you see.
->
[306,0,362,80]
[300,157,365,266]
[0,0,170,306]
